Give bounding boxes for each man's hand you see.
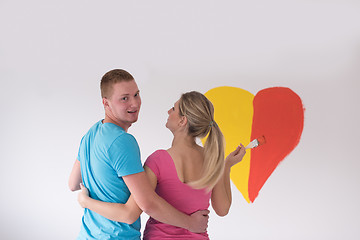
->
[77,183,90,208]
[187,209,210,233]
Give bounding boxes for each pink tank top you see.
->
[143,150,211,239]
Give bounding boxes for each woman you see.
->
[78,91,246,239]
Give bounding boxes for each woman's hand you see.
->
[78,183,90,208]
[225,143,246,167]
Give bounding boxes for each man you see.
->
[68,69,209,239]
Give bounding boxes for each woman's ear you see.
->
[179,115,188,127]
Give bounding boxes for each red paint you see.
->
[249,87,304,202]
[257,135,266,146]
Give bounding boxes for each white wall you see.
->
[1,0,359,239]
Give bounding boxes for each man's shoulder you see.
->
[83,120,139,153]
[92,122,128,142]
[111,132,138,150]
[82,121,130,146]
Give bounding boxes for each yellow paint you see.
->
[204,87,254,203]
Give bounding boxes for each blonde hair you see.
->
[178,91,225,190]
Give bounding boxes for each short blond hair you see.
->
[100,69,134,98]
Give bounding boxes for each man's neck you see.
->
[103,115,130,132]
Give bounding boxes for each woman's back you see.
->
[143,149,211,239]
[167,144,204,184]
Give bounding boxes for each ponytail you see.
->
[192,121,225,191]
[178,91,225,191]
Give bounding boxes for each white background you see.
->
[1,0,359,239]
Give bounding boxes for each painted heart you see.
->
[204,87,304,203]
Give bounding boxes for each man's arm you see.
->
[123,170,209,233]
[77,166,208,230]
[69,159,82,191]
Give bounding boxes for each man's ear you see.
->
[102,98,109,109]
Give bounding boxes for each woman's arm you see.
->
[78,184,142,224]
[123,166,209,233]
[211,144,246,216]
[76,165,157,224]
[78,165,209,232]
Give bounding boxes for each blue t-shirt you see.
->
[77,120,144,240]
